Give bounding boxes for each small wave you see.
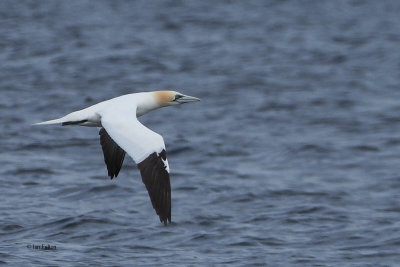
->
[22,181,40,186]
[228,240,258,247]
[88,184,118,193]
[294,206,325,214]
[40,216,75,228]
[61,217,115,230]
[269,189,328,197]
[125,245,159,251]
[257,102,297,112]
[168,146,193,155]
[189,233,214,241]
[295,144,333,153]
[251,236,284,246]
[8,168,54,175]
[233,192,258,203]
[174,186,198,191]
[384,138,400,147]
[350,145,379,152]
[2,224,24,232]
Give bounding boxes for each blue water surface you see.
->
[1,1,400,266]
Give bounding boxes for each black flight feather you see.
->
[99,127,126,179]
[137,150,171,225]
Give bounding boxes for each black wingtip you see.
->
[138,150,172,225]
[160,216,171,225]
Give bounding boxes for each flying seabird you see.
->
[34,91,200,224]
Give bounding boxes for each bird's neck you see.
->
[136,93,165,117]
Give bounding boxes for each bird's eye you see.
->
[174,95,183,101]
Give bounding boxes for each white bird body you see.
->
[34,91,200,224]
[36,92,158,127]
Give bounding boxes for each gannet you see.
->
[34,91,200,224]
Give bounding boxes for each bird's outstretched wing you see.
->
[99,127,126,179]
[100,108,171,224]
[137,149,171,225]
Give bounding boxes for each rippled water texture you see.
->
[1,1,400,266]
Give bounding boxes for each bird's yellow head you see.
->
[153,91,200,106]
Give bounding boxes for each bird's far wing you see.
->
[99,127,126,179]
[100,108,171,224]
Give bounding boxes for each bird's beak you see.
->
[177,94,201,103]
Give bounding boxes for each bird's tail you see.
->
[33,110,92,126]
